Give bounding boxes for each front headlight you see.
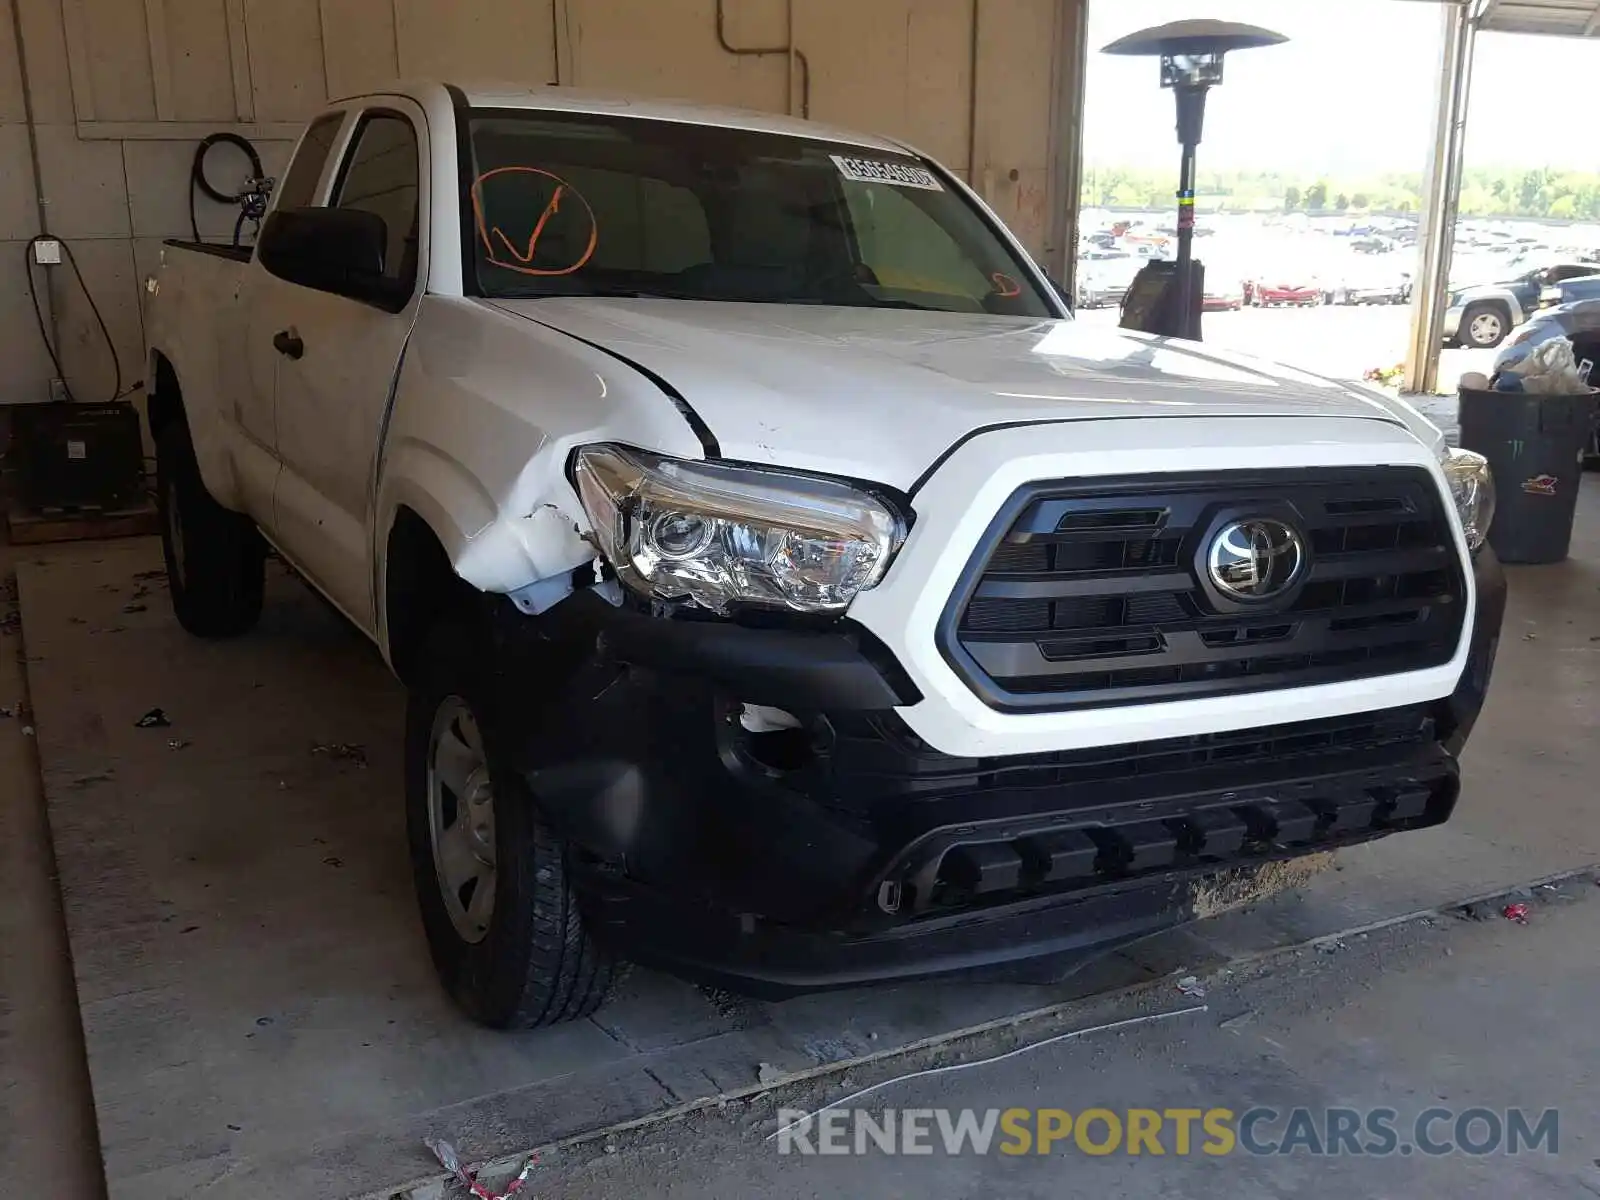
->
[572,445,904,614]
[1441,447,1495,551]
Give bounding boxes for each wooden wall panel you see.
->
[795,0,971,169]
[321,0,399,100]
[14,0,79,122]
[973,0,1053,168]
[243,0,326,121]
[393,0,556,87]
[903,0,973,169]
[972,0,1055,252]
[569,0,786,113]
[68,0,157,119]
[0,0,29,122]
[159,0,237,120]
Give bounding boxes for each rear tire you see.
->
[156,420,264,638]
[404,618,620,1029]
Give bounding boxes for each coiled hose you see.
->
[189,131,266,247]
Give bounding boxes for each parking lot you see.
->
[1077,302,1496,396]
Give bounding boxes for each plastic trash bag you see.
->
[1495,337,1591,395]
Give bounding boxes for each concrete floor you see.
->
[0,544,106,1199]
[4,467,1600,1200]
[518,876,1600,1199]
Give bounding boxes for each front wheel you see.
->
[1460,302,1509,349]
[405,619,620,1029]
[156,420,264,637]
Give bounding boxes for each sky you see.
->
[1084,0,1599,175]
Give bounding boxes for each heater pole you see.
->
[1173,85,1206,339]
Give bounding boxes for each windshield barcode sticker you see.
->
[831,155,943,191]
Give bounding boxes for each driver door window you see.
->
[331,113,421,294]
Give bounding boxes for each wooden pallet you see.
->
[6,500,161,546]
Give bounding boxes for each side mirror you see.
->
[258,207,400,308]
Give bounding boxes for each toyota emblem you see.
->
[1207,519,1305,601]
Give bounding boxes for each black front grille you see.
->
[941,468,1468,711]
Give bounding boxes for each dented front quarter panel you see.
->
[373,295,704,658]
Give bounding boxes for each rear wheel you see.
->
[156,420,264,637]
[1461,302,1509,349]
[404,618,620,1028]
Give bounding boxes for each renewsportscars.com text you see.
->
[775,1106,1560,1158]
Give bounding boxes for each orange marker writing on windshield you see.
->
[471,166,598,277]
[491,185,566,265]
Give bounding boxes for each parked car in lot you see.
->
[1444,262,1600,349]
[1325,269,1411,307]
[1076,250,1141,309]
[1251,280,1320,306]
[1202,279,1244,311]
[142,82,1506,1029]
[1538,271,1600,310]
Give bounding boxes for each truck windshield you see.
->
[464,110,1055,317]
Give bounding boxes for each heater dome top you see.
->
[1101,19,1286,58]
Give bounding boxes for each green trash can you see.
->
[1457,387,1596,564]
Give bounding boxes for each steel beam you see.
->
[1403,1,1478,395]
[1046,0,1091,292]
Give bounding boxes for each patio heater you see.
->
[1102,19,1286,340]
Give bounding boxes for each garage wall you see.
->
[0,0,1082,409]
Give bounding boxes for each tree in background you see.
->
[1082,164,1600,221]
[1518,169,1545,212]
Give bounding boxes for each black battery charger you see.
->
[11,401,146,512]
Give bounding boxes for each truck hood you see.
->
[488,299,1433,490]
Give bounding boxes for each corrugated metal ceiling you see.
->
[1479,0,1600,36]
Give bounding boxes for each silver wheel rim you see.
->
[166,479,187,587]
[1469,313,1502,345]
[427,696,497,943]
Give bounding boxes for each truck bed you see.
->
[161,239,253,264]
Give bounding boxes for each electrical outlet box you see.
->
[48,378,69,403]
[32,238,62,265]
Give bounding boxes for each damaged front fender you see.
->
[453,500,597,603]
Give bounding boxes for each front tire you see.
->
[405,619,620,1029]
[156,420,264,637]
[1460,302,1509,349]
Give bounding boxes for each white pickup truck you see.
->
[144,81,1506,1029]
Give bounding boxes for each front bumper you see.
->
[509,548,1506,995]
[1443,305,1463,340]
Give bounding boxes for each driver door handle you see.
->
[272,328,304,360]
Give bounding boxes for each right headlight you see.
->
[572,445,904,615]
[1441,447,1495,552]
